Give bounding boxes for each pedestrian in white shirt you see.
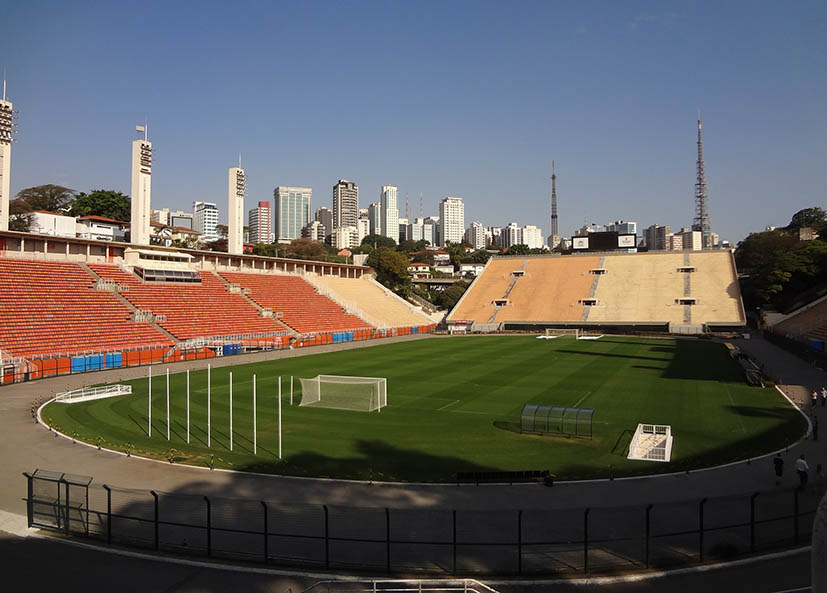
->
[795,454,809,488]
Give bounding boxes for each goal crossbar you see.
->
[299,375,387,412]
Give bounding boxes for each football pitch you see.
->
[41,335,807,482]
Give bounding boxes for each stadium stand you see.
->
[772,296,827,345]
[89,264,285,339]
[448,251,745,329]
[219,271,373,334]
[0,259,172,357]
[308,275,431,329]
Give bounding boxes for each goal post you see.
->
[299,375,387,412]
[628,423,673,462]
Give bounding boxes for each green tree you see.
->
[469,249,491,263]
[15,184,75,212]
[252,243,280,257]
[69,189,131,221]
[398,239,428,254]
[215,224,228,238]
[506,244,531,256]
[283,238,326,260]
[786,207,827,232]
[8,198,33,232]
[434,281,469,310]
[366,247,411,294]
[361,234,396,249]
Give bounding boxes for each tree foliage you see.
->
[397,239,428,254]
[434,281,469,310]
[361,234,397,249]
[70,190,131,221]
[283,238,327,260]
[468,249,491,263]
[366,247,411,294]
[15,184,75,213]
[8,199,33,232]
[505,244,531,256]
[786,207,827,232]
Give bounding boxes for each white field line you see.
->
[436,399,460,411]
[572,390,592,408]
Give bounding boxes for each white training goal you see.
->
[538,328,604,340]
[627,424,673,462]
[54,384,132,404]
[299,375,387,412]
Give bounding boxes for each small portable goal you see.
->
[299,375,387,412]
[627,423,673,462]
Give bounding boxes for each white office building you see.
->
[501,222,522,249]
[333,180,358,230]
[380,185,399,243]
[522,225,545,250]
[439,197,464,246]
[274,186,312,242]
[464,221,486,250]
[193,201,219,243]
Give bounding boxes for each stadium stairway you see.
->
[211,272,298,336]
[79,262,179,343]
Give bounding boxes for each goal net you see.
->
[539,328,578,339]
[627,424,673,462]
[299,375,387,412]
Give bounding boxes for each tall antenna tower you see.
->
[419,193,424,218]
[550,160,558,238]
[692,117,710,248]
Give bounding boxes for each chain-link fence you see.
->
[24,470,826,576]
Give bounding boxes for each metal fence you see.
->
[24,470,826,576]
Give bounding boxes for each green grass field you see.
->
[41,336,807,482]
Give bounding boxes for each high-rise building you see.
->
[368,202,382,236]
[333,179,358,230]
[228,166,246,255]
[150,208,170,225]
[439,197,464,246]
[274,186,312,243]
[380,185,399,243]
[643,224,670,251]
[408,217,433,245]
[357,217,370,243]
[193,201,219,242]
[464,221,486,250]
[315,206,333,243]
[130,127,152,245]
[248,201,272,244]
[302,220,326,242]
[425,216,440,246]
[607,220,637,235]
[522,225,545,250]
[502,222,522,249]
[487,226,502,249]
[170,210,193,229]
[0,80,13,232]
[398,218,409,244]
[677,227,702,251]
[332,226,360,249]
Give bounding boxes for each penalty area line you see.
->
[572,390,592,408]
[436,399,460,411]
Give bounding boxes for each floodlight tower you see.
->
[0,77,16,232]
[228,157,246,255]
[691,118,711,248]
[130,125,152,245]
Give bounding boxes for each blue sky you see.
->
[2,1,825,243]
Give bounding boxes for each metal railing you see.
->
[302,579,500,593]
[23,470,826,577]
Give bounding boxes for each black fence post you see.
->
[23,473,32,528]
[103,485,111,545]
[452,509,457,576]
[204,496,211,557]
[583,508,590,574]
[793,488,799,545]
[323,504,329,569]
[517,510,523,575]
[750,493,758,553]
[699,498,707,562]
[385,507,391,573]
[261,501,268,564]
[150,490,159,551]
[64,480,70,536]
[645,504,652,568]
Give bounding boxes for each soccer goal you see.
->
[538,328,578,339]
[627,424,673,462]
[576,329,604,340]
[299,375,387,412]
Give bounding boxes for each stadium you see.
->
[2,229,826,590]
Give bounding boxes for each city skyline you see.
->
[2,2,825,244]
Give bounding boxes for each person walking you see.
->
[821,386,827,407]
[796,454,809,488]
[773,453,784,485]
[812,390,819,408]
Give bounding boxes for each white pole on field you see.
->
[166,368,170,440]
[253,374,257,455]
[148,367,152,437]
[290,376,293,405]
[278,375,282,459]
[229,372,233,452]
[186,369,190,444]
[207,364,211,448]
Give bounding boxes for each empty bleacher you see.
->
[448,251,745,328]
[0,259,172,357]
[89,264,284,339]
[310,275,431,329]
[773,297,827,343]
[219,271,373,334]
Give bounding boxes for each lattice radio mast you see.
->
[692,117,710,248]
[550,160,558,238]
